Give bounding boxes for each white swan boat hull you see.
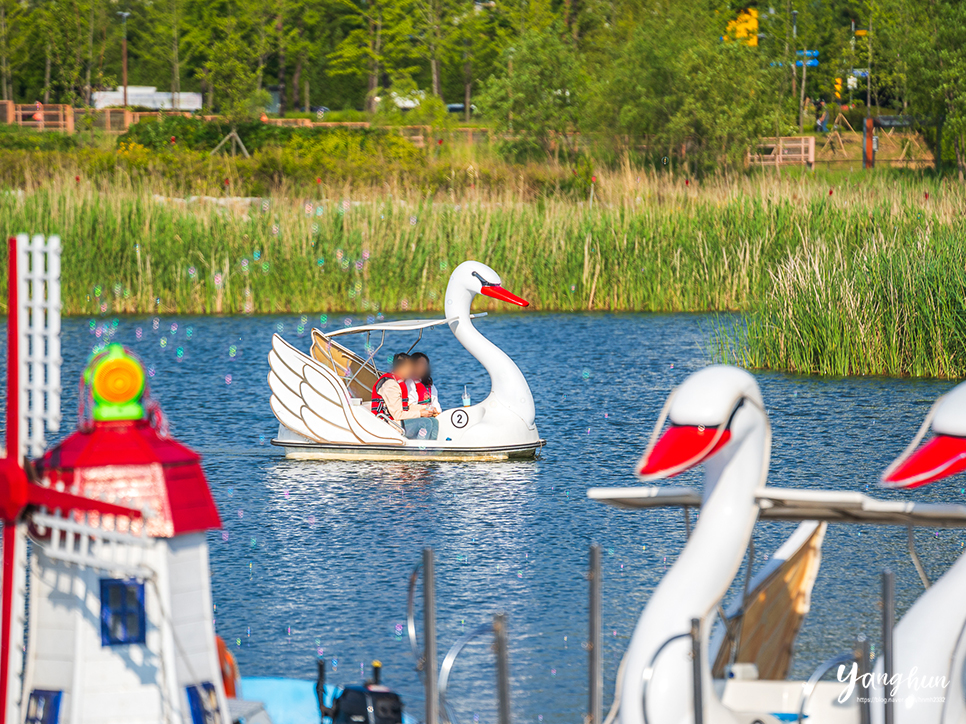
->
[272,425,544,461]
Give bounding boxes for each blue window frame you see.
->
[99,578,146,646]
[26,690,62,724]
[186,682,221,724]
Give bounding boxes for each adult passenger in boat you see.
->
[408,352,441,414]
[371,353,439,440]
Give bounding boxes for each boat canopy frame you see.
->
[589,485,964,591]
[314,314,487,396]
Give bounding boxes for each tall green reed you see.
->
[0,169,963,377]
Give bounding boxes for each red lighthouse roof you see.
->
[40,419,222,538]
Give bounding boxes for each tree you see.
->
[588,2,779,171]
[0,0,24,100]
[898,0,966,180]
[208,18,268,126]
[327,0,414,112]
[478,23,584,159]
[409,0,454,99]
[445,1,501,121]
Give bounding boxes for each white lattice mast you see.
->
[19,234,63,459]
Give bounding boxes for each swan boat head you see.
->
[882,380,966,488]
[444,261,529,318]
[636,365,769,498]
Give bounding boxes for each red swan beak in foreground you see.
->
[882,434,966,489]
[638,425,732,478]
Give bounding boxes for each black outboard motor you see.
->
[318,660,403,724]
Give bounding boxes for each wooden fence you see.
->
[749,137,816,168]
[0,105,495,147]
[0,102,75,132]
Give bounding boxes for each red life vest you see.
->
[414,381,433,406]
[371,373,409,420]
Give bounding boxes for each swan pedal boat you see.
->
[268,261,545,461]
[593,365,966,724]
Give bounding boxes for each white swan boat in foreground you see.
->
[589,365,966,724]
[268,261,545,461]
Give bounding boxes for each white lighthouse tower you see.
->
[0,235,232,724]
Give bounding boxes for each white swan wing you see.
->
[268,334,404,445]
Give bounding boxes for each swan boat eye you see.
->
[472,271,497,287]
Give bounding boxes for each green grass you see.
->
[715,231,966,378]
[1,166,964,378]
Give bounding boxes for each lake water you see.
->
[3,312,964,724]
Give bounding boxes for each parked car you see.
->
[446,103,477,116]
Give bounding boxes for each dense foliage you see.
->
[2,0,966,174]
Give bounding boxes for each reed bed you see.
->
[1,169,964,376]
[716,233,966,378]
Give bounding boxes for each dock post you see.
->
[856,635,871,724]
[588,544,602,724]
[424,548,439,724]
[494,613,511,724]
[690,618,703,724]
[882,570,895,724]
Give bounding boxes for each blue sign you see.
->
[796,50,820,57]
[795,59,820,67]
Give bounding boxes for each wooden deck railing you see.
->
[4,103,75,133]
[749,136,816,168]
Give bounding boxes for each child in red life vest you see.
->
[371,353,439,439]
[407,352,441,414]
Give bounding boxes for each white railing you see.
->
[32,508,152,578]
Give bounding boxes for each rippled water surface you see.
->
[4,312,964,723]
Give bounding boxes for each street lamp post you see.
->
[117,12,131,108]
[792,10,806,132]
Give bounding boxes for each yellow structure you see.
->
[726,7,759,46]
[834,77,843,100]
